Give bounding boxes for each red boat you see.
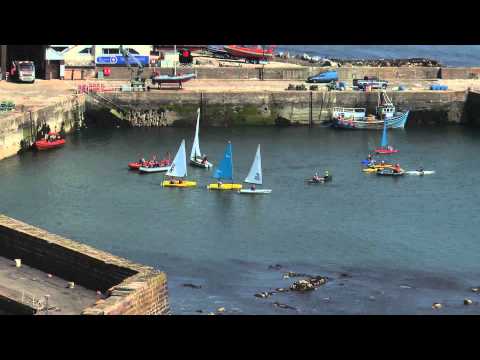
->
[35,132,66,150]
[224,45,275,61]
[128,156,171,170]
[374,147,399,155]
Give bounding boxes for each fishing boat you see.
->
[150,45,196,88]
[207,141,242,190]
[35,132,66,150]
[331,91,409,129]
[161,140,197,188]
[239,145,272,194]
[190,108,213,169]
[405,170,435,176]
[374,117,399,154]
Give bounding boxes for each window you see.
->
[103,48,120,55]
[79,47,92,54]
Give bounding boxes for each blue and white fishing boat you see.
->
[331,91,409,129]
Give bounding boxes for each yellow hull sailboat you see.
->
[207,141,242,191]
[162,139,197,188]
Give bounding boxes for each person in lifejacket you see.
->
[393,163,401,173]
[250,184,256,191]
[417,166,424,175]
[201,154,208,165]
[312,172,321,182]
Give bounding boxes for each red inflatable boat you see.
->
[374,147,399,155]
[35,132,66,150]
[128,158,171,170]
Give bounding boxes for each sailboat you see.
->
[239,145,272,194]
[161,139,197,188]
[207,141,242,190]
[374,116,399,154]
[190,108,213,169]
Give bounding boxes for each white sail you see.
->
[190,108,202,161]
[166,139,187,178]
[244,144,262,185]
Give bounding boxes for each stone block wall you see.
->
[0,214,170,315]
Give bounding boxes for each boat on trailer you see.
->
[162,140,197,188]
[239,144,272,194]
[207,141,242,190]
[190,108,213,169]
[331,91,409,129]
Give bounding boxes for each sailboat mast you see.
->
[174,45,177,76]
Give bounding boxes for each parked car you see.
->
[353,76,388,90]
[327,81,346,91]
[306,70,338,83]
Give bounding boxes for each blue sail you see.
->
[213,142,233,180]
[380,119,388,147]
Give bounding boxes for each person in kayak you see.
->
[393,163,402,173]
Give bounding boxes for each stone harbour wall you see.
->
[0,94,85,160]
[0,214,170,315]
[95,90,468,127]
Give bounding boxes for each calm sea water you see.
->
[278,45,480,67]
[1,125,480,314]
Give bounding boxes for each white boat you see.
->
[239,144,272,195]
[138,165,170,173]
[405,170,435,176]
[190,108,213,169]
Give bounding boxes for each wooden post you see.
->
[309,91,313,127]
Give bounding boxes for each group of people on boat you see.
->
[44,132,62,143]
[138,153,171,168]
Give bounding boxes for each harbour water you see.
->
[1,125,480,314]
[278,45,480,67]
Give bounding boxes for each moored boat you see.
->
[331,91,409,130]
[239,144,272,194]
[207,141,242,190]
[35,132,66,150]
[223,45,275,62]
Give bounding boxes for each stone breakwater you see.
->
[0,214,170,315]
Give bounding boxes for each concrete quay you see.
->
[0,214,170,315]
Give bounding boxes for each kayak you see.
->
[239,189,272,194]
[207,183,243,190]
[405,170,435,176]
[35,139,66,150]
[139,166,170,173]
[162,180,197,188]
[376,168,405,176]
[190,157,213,169]
[362,165,394,173]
